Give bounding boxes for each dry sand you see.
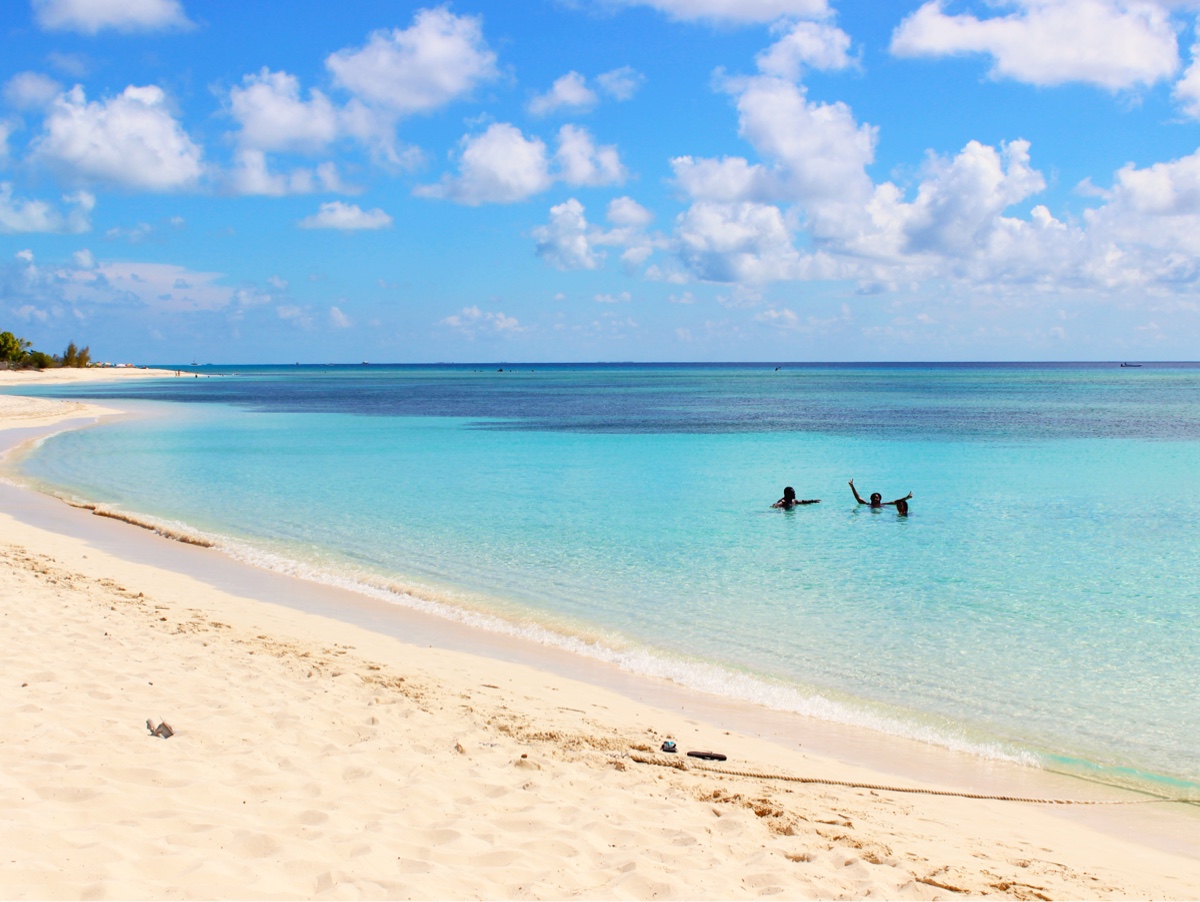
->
[2,389,1200,900]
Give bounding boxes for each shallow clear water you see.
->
[13,363,1200,796]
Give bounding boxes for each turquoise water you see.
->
[11,364,1200,796]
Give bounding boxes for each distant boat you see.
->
[1120,362,1143,367]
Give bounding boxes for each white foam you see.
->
[198,529,1041,769]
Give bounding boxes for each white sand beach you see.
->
[3,383,1200,900]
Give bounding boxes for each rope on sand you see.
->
[626,753,1178,805]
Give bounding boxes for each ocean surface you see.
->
[9,363,1200,798]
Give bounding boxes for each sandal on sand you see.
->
[687,750,726,761]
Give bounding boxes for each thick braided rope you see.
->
[626,753,1174,805]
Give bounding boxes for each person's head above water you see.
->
[870,492,882,506]
[782,486,796,502]
[895,498,908,515]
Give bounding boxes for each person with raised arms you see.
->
[849,479,911,511]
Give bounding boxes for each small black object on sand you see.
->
[687,750,727,761]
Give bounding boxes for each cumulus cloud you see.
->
[438,305,523,335]
[298,201,392,230]
[229,150,346,197]
[676,201,808,283]
[756,20,856,81]
[529,72,598,116]
[890,0,1180,91]
[227,68,340,153]
[1174,42,1200,118]
[417,123,551,204]
[554,124,626,186]
[5,72,64,110]
[532,195,663,273]
[533,198,602,270]
[609,0,830,24]
[0,183,93,233]
[663,54,1075,287]
[329,305,352,328]
[32,85,203,191]
[674,72,876,212]
[607,195,654,228]
[419,123,626,204]
[32,0,191,33]
[597,66,645,101]
[326,8,498,116]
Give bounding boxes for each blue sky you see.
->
[3,0,1200,362]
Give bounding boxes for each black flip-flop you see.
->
[687,750,727,761]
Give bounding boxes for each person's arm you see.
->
[797,499,820,504]
[849,479,867,505]
[771,499,785,508]
[882,491,913,507]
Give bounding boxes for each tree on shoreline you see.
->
[0,331,91,370]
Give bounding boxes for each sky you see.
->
[3,0,1200,363]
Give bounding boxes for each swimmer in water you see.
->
[849,479,912,510]
[772,486,820,509]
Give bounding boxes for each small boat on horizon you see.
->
[1120,362,1143,367]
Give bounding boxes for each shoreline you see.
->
[3,389,1200,898]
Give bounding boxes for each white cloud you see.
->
[417,123,551,204]
[607,195,653,228]
[756,20,855,81]
[676,201,807,283]
[0,182,93,233]
[0,122,11,162]
[298,201,392,230]
[597,66,645,101]
[329,305,352,329]
[533,198,602,270]
[890,0,1180,90]
[6,253,235,313]
[610,0,830,24]
[4,72,63,110]
[227,69,340,153]
[554,124,626,186]
[532,195,662,273]
[32,85,203,191]
[438,305,523,335]
[276,304,315,329]
[32,0,191,33]
[753,306,800,328]
[672,155,775,203]
[326,8,499,116]
[730,75,877,208]
[1174,42,1200,118]
[594,291,632,303]
[529,72,598,116]
[418,121,627,204]
[865,139,1047,261]
[229,150,346,197]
